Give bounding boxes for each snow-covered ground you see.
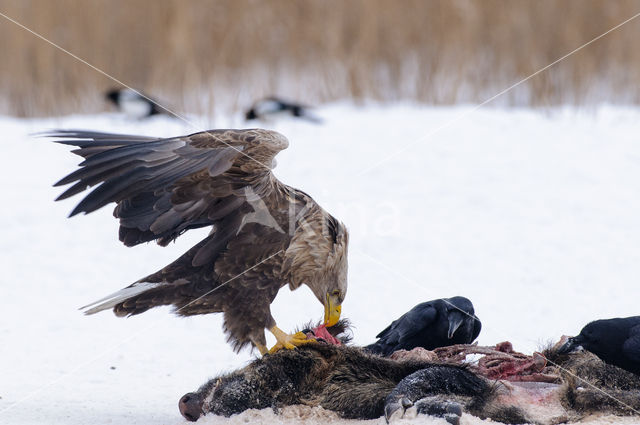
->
[1,104,639,424]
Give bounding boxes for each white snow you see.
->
[463,354,484,365]
[1,104,639,424]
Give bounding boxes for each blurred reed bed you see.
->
[1,0,640,117]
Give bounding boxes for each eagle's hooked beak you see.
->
[324,291,342,327]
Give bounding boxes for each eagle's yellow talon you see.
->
[267,343,280,355]
[291,331,315,344]
[266,326,316,354]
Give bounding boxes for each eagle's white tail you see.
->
[80,282,159,315]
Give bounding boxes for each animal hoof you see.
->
[384,397,413,423]
[414,397,463,425]
[179,392,203,422]
[444,413,461,425]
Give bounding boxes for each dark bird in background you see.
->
[366,296,481,356]
[245,97,322,123]
[49,129,348,355]
[105,88,167,119]
[558,316,640,376]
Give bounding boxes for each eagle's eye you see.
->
[332,290,340,297]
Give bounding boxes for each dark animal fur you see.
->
[182,340,640,424]
[182,342,537,423]
[544,346,640,416]
[195,344,477,419]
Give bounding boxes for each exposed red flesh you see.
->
[392,342,560,383]
[308,324,342,345]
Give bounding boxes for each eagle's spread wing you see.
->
[52,129,288,249]
[51,129,348,353]
[51,129,293,321]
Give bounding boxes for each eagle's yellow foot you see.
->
[267,326,316,354]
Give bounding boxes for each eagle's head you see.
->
[283,213,349,327]
[311,216,348,327]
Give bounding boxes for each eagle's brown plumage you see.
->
[50,129,348,353]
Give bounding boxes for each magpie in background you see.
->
[558,316,640,375]
[366,296,482,356]
[245,97,323,123]
[105,88,168,119]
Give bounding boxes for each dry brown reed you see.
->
[1,0,640,117]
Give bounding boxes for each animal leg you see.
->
[414,396,464,425]
[253,341,268,355]
[267,325,316,354]
[384,366,487,423]
[385,395,463,424]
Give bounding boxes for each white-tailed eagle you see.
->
[50,129,348,355]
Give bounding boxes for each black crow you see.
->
[366,296,481,356]
[245,97,322,123]
[105,88,166,119]
[557,316,640,375]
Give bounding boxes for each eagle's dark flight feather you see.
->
[50,129,348,353]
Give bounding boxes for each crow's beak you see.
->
[324,292,341,327]
[447,311,465,339]
[557,336,583,355]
